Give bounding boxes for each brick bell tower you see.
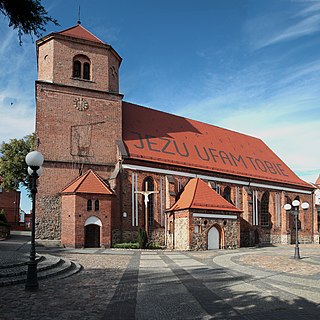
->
[35,24,123,241]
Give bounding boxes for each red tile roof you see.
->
[58,24,105,44]
[61,170,113,195]
[168,178,241,212]
[122,102,311,188]
[315,175,320,186]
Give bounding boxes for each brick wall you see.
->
[37,35,121,93]
[61,193,113,248]
[0,189,20,225]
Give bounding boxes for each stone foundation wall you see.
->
[174,217,189,250]
[112,229,121,245]
[149,228,165,246]
[36,196,61,240]
[191,215,239,250]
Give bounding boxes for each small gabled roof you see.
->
[315,175,320,186]
[168,178,241,212]
[58,24,105,44]
[61,170,113,195]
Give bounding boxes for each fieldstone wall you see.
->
[149,228,165,246]
[174,217,189,250]
[121,230,138,243]
[36,196,61,240]
[112,229,122,245]
[191,215,239,250]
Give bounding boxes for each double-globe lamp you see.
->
[284,200,309,260]
[25,150,44,291]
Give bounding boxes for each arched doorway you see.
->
[84,216,102,248]
[208,226,220,249]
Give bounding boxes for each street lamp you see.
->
[25,151,44,291]
[284,200,309,260]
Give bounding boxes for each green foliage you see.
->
[113,242,139,249]
[0,209,10,227]
[137,228,147,249]
[0,133,36,193]
[0,0,59,44]
[0,209,7,222]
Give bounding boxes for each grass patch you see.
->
[113,242,140,249]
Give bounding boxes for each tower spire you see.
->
[77,5,81,25]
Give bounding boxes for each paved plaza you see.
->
[0,234,319,319]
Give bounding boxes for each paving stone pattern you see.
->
[0,242,319,319]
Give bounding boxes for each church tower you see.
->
[35,24,123,240]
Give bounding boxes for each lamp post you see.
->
[25,151,44,291]
[284,200,309,260]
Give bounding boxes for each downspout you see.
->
[119,160,123,243]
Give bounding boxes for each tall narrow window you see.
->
[274,192,281,227]
[73,60,81,78]
[143,177,154,227]
[261,191,270,227]
[87,199,92,211]
[223,186,231,203]
[95,200,99,211]
[83,62,90,80]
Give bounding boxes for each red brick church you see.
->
[34,24,317,249]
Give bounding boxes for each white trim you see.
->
[84,216,102,226]
[131,172,135,227]
[193,213,238,220]
[160,176,163,227]
[135,173,138,226]
[122,164,312,194]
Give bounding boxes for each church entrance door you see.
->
[85,224,100,248]
[208,226,220,249]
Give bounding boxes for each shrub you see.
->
[113,242,139,249]
[0,209,8,223]
[137,228,147,249]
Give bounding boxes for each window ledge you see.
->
[71,77,95,83]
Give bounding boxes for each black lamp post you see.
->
[25,151,44,291]
[284,200,309,260]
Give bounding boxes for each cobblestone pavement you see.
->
[0,237,319,319]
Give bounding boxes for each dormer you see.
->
[36,24,122,93]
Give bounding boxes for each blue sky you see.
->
[0,0,319,212]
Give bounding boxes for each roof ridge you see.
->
[90,170,111,192]
[122,101,260,140]
[61,170,88,192]
[190,178,199,208]
[74,170,91,192]
[57,24,105,44]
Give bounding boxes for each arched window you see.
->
[223,186,231,203]
[95,200,99,211]
[73,60,81,78]
[83,62,90,80]
[87,199,92,211]
[143,177,154,227]
[72,55,91,80]
[261,191,270,227]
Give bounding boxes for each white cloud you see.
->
[0,22,36,143]
[245,1,320,50]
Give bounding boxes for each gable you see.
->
[61,170,113,195]
[168,178,241,212]
[58,24,105,44]
[122,102,311,188]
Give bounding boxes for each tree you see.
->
[0,133,36,193]
[0,0,58,44]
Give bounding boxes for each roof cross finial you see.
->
[77,5,81,25]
